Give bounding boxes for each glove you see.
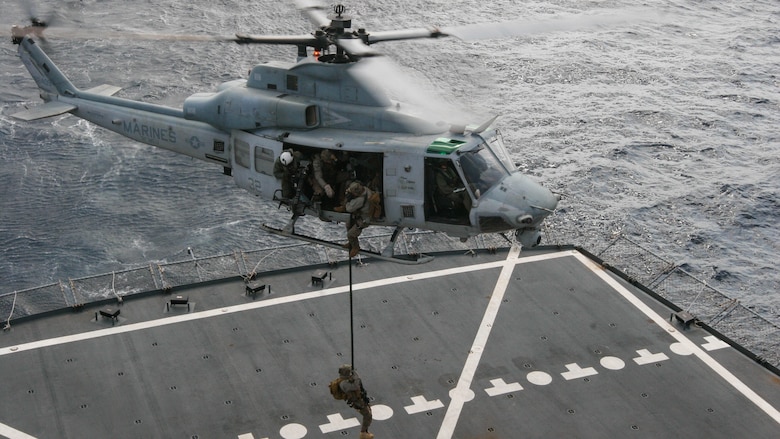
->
[324,184,334,198]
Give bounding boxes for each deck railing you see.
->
[2,228,777,368]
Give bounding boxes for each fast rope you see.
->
[349,253,355,369]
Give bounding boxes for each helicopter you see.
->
[10,0,562,263]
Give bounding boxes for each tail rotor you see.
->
[11,0,56,43]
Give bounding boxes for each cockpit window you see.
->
[487,132,516,172]
[459,145,508,196]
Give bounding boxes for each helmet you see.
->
[338,364,353,378]
[347,181,364,196]
[280,151,293,166]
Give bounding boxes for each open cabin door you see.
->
[230,130,283,198]
[278,142,385,214]
[424,157,472,225]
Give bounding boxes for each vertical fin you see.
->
[17,36,77,96]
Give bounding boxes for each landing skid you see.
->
[261,224,434,265]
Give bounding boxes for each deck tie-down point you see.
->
[312,270,331,288]
[670,310,696,330]
[167,295,190,312]
[96,307,120,325]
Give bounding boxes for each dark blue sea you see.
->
[0,0,777,321]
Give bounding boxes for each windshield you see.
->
[458,145,509,196]
[487,131,516,172]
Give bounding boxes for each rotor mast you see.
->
[317,4,354,61]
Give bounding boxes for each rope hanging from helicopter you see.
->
[348,253,356,368]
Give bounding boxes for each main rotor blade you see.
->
[365,9,653,46]
[233,33,321,47]
[293,0,331,29]
[26,27,236,42]
[366,28,448,44]
[335,37,382,57]
[441,10,650,41]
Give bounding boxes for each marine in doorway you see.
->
[273,149,301,199]
[311,148,351,208]
[338,181,374,258]
[330,364,374,439]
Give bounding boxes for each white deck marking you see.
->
[632,348,669,365]
[526,370,553,385]
[702,335,729,351]
[670,342,694,356]
[560,362,598,380]
[600,356,626,370]
[484,378,523,396]
[0,251,572,357]
[573,252,780,426]
[436,244,523,439]
[0,423,37,439]
[318,413,359,433]
[371,404,394,420]
[279,423,307,439]
[403,395,444,414]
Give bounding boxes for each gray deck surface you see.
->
[1,247,779,438]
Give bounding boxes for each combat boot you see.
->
[348,236,360,257]
[349,245,360,258]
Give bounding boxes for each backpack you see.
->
[329,377,346,400]
[367,192,382,220]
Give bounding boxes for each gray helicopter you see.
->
[11,0,560,263]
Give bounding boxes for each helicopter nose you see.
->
[505,172,557,223]
[530,182,560,216]
[474,172,558,231]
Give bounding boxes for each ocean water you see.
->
[0,0,777,321]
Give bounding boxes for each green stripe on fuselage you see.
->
[427,137,465,154]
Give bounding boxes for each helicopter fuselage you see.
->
[14,36,558,249]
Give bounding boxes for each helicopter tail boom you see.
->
[14,36,232,168]
[13,36,125,120]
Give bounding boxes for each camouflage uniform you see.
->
[338,365,373,438]
[311,149,339,200]
[434,162,471,211]
[344,181,373,257]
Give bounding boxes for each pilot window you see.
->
[487,133,516,172]
[460,147,508,196]
[235,139,250,168]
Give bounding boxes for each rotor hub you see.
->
[328,4,352,32]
